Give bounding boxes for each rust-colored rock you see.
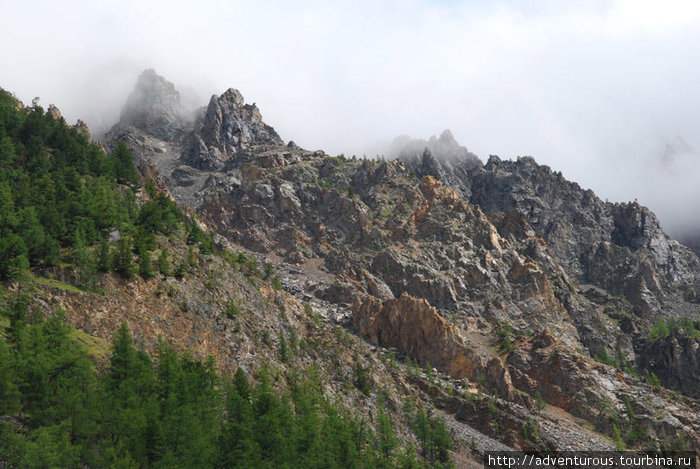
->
[353,292,515,399]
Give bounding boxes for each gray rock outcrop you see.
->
[120,69,187,140]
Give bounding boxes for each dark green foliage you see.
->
[137,190,181,236]
[0,338,20,415]
[73,229,96,288]
[113,142,138,186]
[612,423,626,450]
[521,417,541,446]
[648,317,669,342]
[279,332,289,363]
[187,221,215,254]
[496,321,518,355]
[139,248,154,279]
[96,238,111,272]
[408,405,454,467]
[376,409,398,465]
[353,360,373,396]
[424,361,434,383]
[157,249,170,277]
[271,274,282,290]
[625,423,648,445]
[0,89,187,284]
[174,261,187,279]
[645,370,661,386]
[224,300,239,319]
[112,237,135,279]
[648,315,700,342]
[0,313,432,467]
[0,87,447,468]
[233,367,251,399]
[222,250,264,278]
[0,234,28,281]
[595,347,619,368]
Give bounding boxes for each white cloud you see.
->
[2,0,700,235]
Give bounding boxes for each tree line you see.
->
[0,300,453,467]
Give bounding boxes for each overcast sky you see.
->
[2,0,700,236]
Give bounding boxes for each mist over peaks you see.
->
[119,69,192,140]
[373,129,482,167]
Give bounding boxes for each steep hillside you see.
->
[0,87,456,467]
[2,67,699,467]
[102,69,699,457]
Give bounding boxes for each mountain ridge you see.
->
[2,69,697,466]
[100,69,700,451]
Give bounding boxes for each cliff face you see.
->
[184,88,283,170]
[638,331,700,398]
[100,70,700,456]
[467,155,698,313]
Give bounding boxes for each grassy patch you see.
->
[29,274,85,294]
[68,329,112,367]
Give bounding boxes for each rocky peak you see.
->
[73,119,92,141]
[398,131,481,198]
[46,104,63,121]
[393,129,481,168]
[120,69,185,140]
[219,88,245,107]
[184,87,283,170]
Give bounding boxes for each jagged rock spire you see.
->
[184,87,283,170]
[120,69,185,140]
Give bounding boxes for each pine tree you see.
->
[0,179,17,238]
[376,410,398,464]
[157,249,170,277]
[234,367,251,400]
[0,234,28,281]
[109,323,139,390]
[113,142,138,186]
[0,337,21,415]
[112,237,135,279]
[97,238,111,272]
[279,332,289,363]
[139,249,154,279]
[74,229,96,288]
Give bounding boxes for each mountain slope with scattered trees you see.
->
[0,88,455,467]
[3,67,700,468]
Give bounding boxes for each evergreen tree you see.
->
[112,237,135,279]
[0,179,17,238]
[0,234,28,281]
[157,249,170,277]
[279,331,289,363]
[234,367,251,400]
[376,409,398,464]
[73,229,96,288]
[109,323,140,392]
[139,248,154,279]
[113,142,138,186]
[96,237,111,272]
[0,337,20,415]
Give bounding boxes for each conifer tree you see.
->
[112,237,135,279]
[74,229,96,288]
[157,249,170,277]
[113,142,138,186]
[97,238,111,272]
[139,248,154,279]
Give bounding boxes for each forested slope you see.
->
[0,89,452,467]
